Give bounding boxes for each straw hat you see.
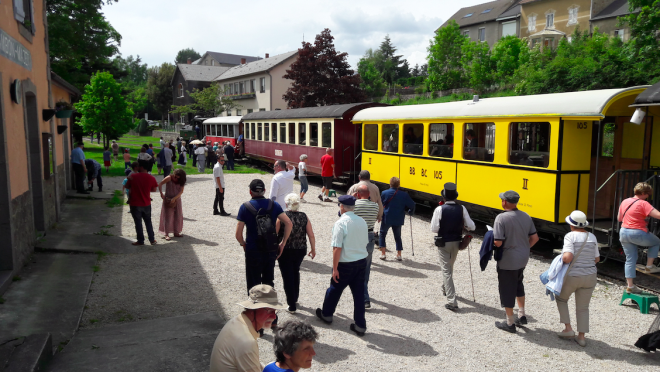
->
[565,210,589,227]
[237,285,286,310]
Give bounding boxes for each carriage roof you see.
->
[202,116,242,124]
[241,103,385,121]
[352,87,649,122]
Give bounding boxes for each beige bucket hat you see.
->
[238,285,286,310]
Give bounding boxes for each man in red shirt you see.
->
[125,164,159,245]
[318,148,335,202]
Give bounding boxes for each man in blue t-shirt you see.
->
[71,142,88,194]
[236,179,292,295]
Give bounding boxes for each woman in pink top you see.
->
[617,182,660,293]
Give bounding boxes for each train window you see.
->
[464,123,495,162]
[271,123,277,142]
[289,123,296,144]
[403,124,424,155]
[429,123,454,158]
[222,125,228,137]
[601,122,615,157]
[364,124,378,151]
[298,123,306,145]
[310,123,319,146]
[322,122,332,148]
[280,123,286,143]
[251,123,256,140]
[382,124,399,153]
[229,125,234,138]
[257,123,263,141]
[206,125,211,135]
[509,122,550,167]
[244,123,249,139]
[264,123,270,141]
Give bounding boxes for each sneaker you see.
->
[626,285,643,294]
[364,302,371,309]
[495,321,517,333]
[350,323,365,337]
[379,254,386,260]
[301,199,307,203]
[396,255,402,261]
[645,266,660,274]
[324,198,333,202]
[515,316,528,326]
[317,194,323,201]
[315,308,332,325]
[287,306,296,314]
[445,303,458,311]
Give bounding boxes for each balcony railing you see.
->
[225,93,256,100]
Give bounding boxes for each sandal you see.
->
[165,236,171,241]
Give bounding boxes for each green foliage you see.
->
[175,48,202,64]
[620,0,660,81]
[427,20,466,91]
[357,49,386,98]
[461,40,494,94]
[75,72,133,148]
[136,119,149,134]
[490,36,525,86]
[47,0,123,91]
[377,35,410,85]
[147,63,176,118]
[185,83,240,117]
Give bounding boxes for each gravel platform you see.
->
[82,173,660,371]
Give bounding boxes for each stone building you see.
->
[438,0,521,47]
[1,0,79,293]
[590,0,635,41]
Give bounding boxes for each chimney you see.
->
[241,58,246,64]
[265,53,269,58]
[187,58,192,64]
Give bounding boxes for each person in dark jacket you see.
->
[224,141,235,170]
[430,182,475,311]
[379,177,415,261]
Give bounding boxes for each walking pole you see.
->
[409,214,415,256]
[467,239,476,302]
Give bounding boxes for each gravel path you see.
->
[83,173,660,371]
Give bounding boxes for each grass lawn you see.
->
[82,140,266,177]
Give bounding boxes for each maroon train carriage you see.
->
[241,103,387,183]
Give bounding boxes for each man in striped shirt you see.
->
[353,184,380,309]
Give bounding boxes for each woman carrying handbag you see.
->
[555,210,601,347]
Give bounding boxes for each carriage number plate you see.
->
[409,167,442,179]
[275,150,282,156]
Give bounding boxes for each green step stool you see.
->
[328,189,337,197]
[620,290,660,314]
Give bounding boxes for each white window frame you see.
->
[528,14,537,33]
[545,10,555,28]
[501,21,517,37]
[237,109,242,116]
[614,29,625,40]
[478,27,486,42]
[260,77,266,93]
[178,83,184,98]
[567,5,579,26]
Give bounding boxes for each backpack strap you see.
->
[266,199,274,214]
[243,201,258,216]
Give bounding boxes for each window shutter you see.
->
[29,0,36,33]
[13,0,26,22]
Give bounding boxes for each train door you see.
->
[588,116,654,219]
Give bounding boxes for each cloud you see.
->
[102,0,483,70]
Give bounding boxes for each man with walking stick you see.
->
[430,182,475,311]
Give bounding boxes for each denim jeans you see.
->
[130,206,155,244]
[379,223,403,251]
[163,165,172,178]
[124,161,131,170]
[321,258,367,330]
[619,227,660,278]
[299,176,309,194]
[277,249,307,308]
[245,250,277,295]
[364,232,375,303]
[226,158,235,170]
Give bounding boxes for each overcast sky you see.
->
[102,0,485,70]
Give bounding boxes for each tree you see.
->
[175,48,202,64]
[490,36,526,86]
[75,72,133,148]
[376,35,409,85]
[283,28,367,108]
[620,0,660,82]
[146,63,176,119]
[171,83,241,118]
[427,20,467,91]
[47,0,124,90]
[113,55,148,86]
[461,40,494,93]
[358,49,386,98]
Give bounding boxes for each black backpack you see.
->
[243,199,279,252]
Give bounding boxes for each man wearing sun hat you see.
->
[210,284,286,372]
[493,190,539,333]
[316,195,369,337]
[430,182,475,311]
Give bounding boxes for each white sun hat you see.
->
[565,210,589,227]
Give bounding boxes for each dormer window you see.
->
[481,9,492,14]
[463,13,473,18]
[545,10,556,28]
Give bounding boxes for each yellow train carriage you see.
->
[352,87,659,234]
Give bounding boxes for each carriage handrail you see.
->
[597,170,622,193]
